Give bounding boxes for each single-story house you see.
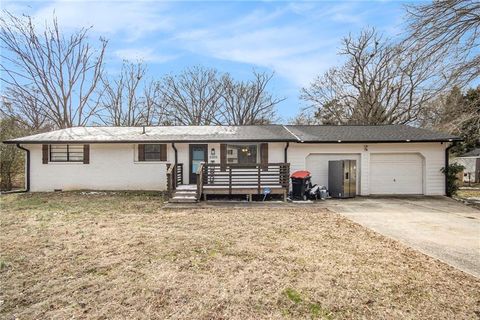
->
[454,148,480,183]
[4,124,460,200]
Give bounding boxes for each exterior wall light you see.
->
[211,148,216,156]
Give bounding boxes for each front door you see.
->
[189,144,208,184]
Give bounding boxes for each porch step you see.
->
[169,186,198,203]
[169,195,197,203]
[168,197,197,203]
[176,185,197,191]
[173,191,197,197]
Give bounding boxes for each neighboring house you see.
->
[454,148,480,183]
[4,125,459,199]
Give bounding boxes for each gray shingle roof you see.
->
[3,124,460,144]
[3,125,296,143]
[459,148,480,157]
[284,124,460,143]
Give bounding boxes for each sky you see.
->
[2,0,409,122]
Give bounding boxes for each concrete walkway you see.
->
[326,196,480,277]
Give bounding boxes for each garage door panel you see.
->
[370,153,423,195]
[306,154,360,191]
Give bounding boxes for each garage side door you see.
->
[369,153,423,195]
[305,154,360,191]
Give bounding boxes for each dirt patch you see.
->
[1,192,479,319]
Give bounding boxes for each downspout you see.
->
[284,142,289,163]
[444,141,456,196]
[16,144,30,192]
[172,143,178,165]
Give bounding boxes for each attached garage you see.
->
[369,153,424,195]
[306,153,360,192]
[286,125,459,196]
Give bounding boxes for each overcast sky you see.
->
[2,0,409,121]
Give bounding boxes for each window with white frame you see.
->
[49,144,84,162]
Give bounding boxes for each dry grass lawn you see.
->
[458,188,480,199]
[1,192,479,319]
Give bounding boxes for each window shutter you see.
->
[138,144,145,161]
[220,144,227,171]
[83,145,90,164]
[260,143,268,171]
[42,145,49,164]
[160,144,167,161]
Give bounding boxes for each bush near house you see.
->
[0,118,28,191]
[442,163,466,196]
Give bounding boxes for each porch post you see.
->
[172,143,178,165]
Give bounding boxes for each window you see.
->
[49,144,84,162]
[138,144,167,161]
[145,144,161,161]
[226,144,257,164]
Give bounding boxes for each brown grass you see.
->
[458,188,480,199]
[1,192,479,319]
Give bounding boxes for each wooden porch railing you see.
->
[176,163,183,186]
[196,162,204,200]
[200,163,290,196]
[166,163,183,196]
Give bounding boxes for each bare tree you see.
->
[158,66,223,125]
[301,29,450,125]
[98,61,172,126]
[142,79,170,126]
[405,0,480,85]
[420,86,479,153]
[99,62,144,126]
[0,11,107,128]
[1,87,52,131]
[216,71,283,125]
[288,110,321,125]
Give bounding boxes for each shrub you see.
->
[441,163,465,196]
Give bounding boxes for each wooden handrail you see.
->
[203,162,289,168]
[167,163,184,196]
[176,163,183,186]
[166,163,175,196]
[201,162,290,192]
[196,162,204,200]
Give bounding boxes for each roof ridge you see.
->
[282,125,302,142]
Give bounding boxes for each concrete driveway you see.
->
[326,197,480,278]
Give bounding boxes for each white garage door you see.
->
[369,153,423,195]
[305,153,360,191]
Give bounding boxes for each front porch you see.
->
[167,162,290,202]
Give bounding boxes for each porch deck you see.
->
[167,163,290,201]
